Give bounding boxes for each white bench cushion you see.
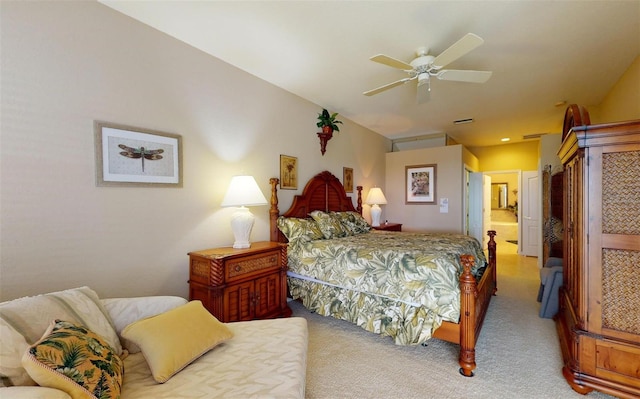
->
[121,317,308,398]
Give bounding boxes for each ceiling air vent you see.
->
[523,133,547,140]
[453,118,474,125]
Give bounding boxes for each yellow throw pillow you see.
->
[22,319,124,399]
[121,300,233,383]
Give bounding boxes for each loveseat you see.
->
[0,286,308,398]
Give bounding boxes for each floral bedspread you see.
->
[287,231,487,344]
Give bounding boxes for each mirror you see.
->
[491,183,508,209]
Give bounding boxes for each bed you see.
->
[268,171,497,376]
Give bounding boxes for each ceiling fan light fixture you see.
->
[453,118,474,125]
[417,73,430,91]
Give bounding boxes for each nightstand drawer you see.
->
[226,250,280,281]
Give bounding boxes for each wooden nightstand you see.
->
[371,222,402,231]
[188,241,291,322]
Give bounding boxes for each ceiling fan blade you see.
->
[436,69,492,83]
[369,54,413,70]
[431,33,484,69]
[363,77,414,96]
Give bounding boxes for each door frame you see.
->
[483,169,522,250]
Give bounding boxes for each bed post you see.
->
[487,230,497,294]
[356,185,363,214]
[458,254,477,377]
[269,178,280,242]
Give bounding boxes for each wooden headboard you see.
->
[269,171,363,242]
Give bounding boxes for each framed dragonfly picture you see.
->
[94,121,182,187]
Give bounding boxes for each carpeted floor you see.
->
[291,240,616,399]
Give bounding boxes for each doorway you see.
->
[485,171,520,248]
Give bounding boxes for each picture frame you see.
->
[405,164,437,204]
[94,121,182,187]
[279,155,298,190]
[343,167,354,193]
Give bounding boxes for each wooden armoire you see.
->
[555,105,640,398]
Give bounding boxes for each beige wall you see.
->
[385,145,473,233]
[0,2,390,301]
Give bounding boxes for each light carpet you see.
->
[291,242,615,399]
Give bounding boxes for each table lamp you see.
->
[221,175,268,248]
[365,187,387,227]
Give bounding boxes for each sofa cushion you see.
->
[101,296,188,354]
[121,317,308,398]
[22,319,124,399]
[121,300,233,383]
[0,287,122,387]
[0,386,72,398]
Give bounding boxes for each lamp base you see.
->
[370,204,382,227]
[230,206,255,249]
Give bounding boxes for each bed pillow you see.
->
[0,286,122,387]
[347,211,372,233]
[22,319,123,399]
[331,211,371,235]
[277,216,324,242]
[121,300,233,383]
[309,210,346,239]
[330,212,356,235]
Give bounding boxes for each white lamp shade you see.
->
[221,175,268,249]
[365,187,387,205]
[221,175,268,207]
[366,187,387,227]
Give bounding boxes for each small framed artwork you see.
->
[406,164,437,204]
[94,121,182,187]
[343,167,353,193]
[280,155,298,190]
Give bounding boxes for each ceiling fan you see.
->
[363,33,492,102]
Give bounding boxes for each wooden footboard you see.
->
[432,230,497,377]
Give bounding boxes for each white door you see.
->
[521,171,539,257]
[469,173,491,249]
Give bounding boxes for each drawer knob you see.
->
[234,265,242,272]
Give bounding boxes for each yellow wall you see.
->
[590,55,640,123]
[468,141,539,172]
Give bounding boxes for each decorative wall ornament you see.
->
[279,155,298,190]
[316,108,343,155]
[94,121,182,187]
[343,167,353,193]
[405,164,437,204]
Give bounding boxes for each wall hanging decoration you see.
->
[343,167,353,193]
[94,121,182,187]
[405,164,437,204]
[316,108,343,155]
[279,155,298,190]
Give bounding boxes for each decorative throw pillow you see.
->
[309,210,346,239]
[0,286,122,387]
[22,319,123,399]
[277,216,324,242]
[330,212,357,235]
[346,211,372,234]
[121,300,234,383]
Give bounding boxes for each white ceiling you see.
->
[100,1,640,148]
